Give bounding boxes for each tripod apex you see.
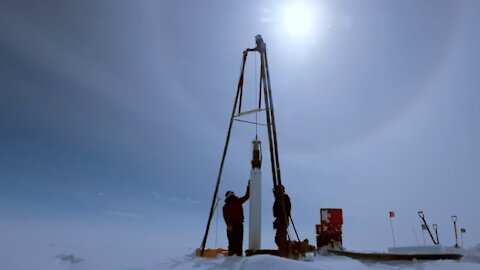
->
[255,35,266,52]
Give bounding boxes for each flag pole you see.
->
[422,228,426,245]
[421,223,427,245]
[389,211,396,247]
[461,231,464,247]
[412,225,420,246]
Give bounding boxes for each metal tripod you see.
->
[200,35,295,256]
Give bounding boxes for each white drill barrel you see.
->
[249,140,262,250]
[249,167,262,250]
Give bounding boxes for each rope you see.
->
[234,119,268,126]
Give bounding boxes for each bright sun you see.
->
[282,2,314,38]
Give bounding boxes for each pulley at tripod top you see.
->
[254,35,266,52]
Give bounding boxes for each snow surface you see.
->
[387,245,468,255]
[10,244,480,270]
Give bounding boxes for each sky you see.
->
[1,0,480,263]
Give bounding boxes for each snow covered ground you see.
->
[5,244,479,270]
[163,252,480,270]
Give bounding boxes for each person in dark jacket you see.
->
[273,185,291,255]
[223,181,250,256]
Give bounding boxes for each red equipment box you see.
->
[316,224,342,235]
[316,208,343,249]
[320,208,343,225]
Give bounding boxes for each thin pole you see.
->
[461,231,464,247]
[255,53,258,138]
[290,216,300,241]
[412,226,420,246]
[258,61,262,110]
[389,217,396,247]
[422,229,426,245]
[200,51,248,255]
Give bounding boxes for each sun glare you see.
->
[282,2,314,38]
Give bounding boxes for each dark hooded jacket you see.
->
[223,193,249,225]
[273,192,291,220]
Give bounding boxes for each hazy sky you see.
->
[1,0,479,262]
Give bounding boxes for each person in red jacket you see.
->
[223,181,250,256]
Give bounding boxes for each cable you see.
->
[255,53,258,139]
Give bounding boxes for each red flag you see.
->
[389,211,395,218]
